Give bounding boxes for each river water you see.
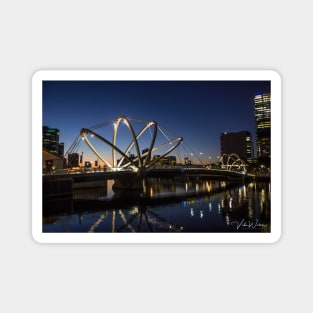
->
[43,177,271,233]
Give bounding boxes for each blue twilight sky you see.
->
[42,80,270,164]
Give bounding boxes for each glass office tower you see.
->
[42,126,61,155]
[254,93,271,160]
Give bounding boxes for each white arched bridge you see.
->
[79,115,183,173]
[63,115,251,189]
[219,153,247,172]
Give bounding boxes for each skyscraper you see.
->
[254,93,271,160]
[43,126,61,156]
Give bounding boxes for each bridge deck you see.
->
[43,167,268,183]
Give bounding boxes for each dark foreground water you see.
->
[43,178,271,233]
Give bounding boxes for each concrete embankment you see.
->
[43,175,74,199]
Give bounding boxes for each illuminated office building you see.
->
[42,126,62,156]
[254,93,271,159]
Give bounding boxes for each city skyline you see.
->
[42,80,270,165]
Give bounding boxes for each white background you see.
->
[1,1,312,312]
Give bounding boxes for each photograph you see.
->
[33,70,281,243]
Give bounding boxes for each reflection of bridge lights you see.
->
[229,197,232,209]
[260,191,265,207]
[206,181,212,192]
[225,214,230,225]
[209,202,212,211]
[248,205,253,218]
[200,210,204,218]
[190,208,194,217]
[218,203,221,213]
[243,185,247,198]
[238,189,243,203]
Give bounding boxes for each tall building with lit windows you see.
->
[220,131,252,163]
[254,93,271,160]
[43,126,62,156]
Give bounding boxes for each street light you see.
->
[208,156,212,167]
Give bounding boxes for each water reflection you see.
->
[43,178,271,233]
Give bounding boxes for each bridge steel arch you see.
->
[80,128,139,169]
[219,153,247,172]
[147,137,183,168]
[112,115,143,168]
[80,115,183,172]
[117,120,158,168]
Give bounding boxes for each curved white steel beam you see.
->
[143,121,157,166]
[80,128,139,169]
[81,132,112,168]
[112,115,142,167]
[117,121,157,168]
[120,136,183,169]
[229,158,246,171]
[146,137,183,168]
[219,153,247,171]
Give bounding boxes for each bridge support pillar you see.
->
[112,170,146,191]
